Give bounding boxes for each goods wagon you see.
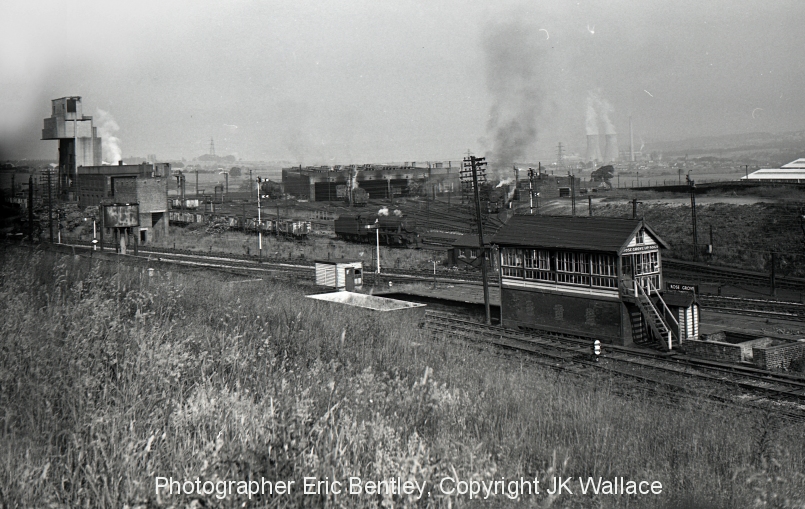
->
[168,212,311,239]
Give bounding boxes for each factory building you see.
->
[492,215,697,348]
[741,159,805,183]
[78,162,170,244]
[282,164,446,201]
[41,97,102,200]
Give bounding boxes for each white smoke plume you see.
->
[496,177,513,188]
[378,207,389,216]
[351,165,359,190]
[598,98,616,135]
[96,109,122,164]
[586,90,616,135]
[585,95,599,135]
[393,209,403,217]
[484,19,546,174]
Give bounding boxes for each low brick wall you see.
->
[738,338,775,361]
[753,341,805,371]
[683,339,743,363]
[701,331,727,342]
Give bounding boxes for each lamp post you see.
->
[366,221,380,274]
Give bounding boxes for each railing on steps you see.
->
[633,279,678,351]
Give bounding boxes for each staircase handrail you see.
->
[635,278,676,349]
[647,279,680,332]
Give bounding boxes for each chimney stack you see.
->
[629,116,635,162]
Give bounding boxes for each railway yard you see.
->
[7,7,805,504]
[5,174,805,507]
[27,223,805,424]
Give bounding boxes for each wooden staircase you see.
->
[633,280,679,350]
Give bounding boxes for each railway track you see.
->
[425,310,805,421]
[40,241,805,321]
[14,241,805,420]
[664,258,805,292]
[699,295,804,321]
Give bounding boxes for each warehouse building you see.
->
[741,159,805,183]
[281,163,454,201]
[492,215,697,348]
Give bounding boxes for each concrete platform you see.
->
[307,291,427,312]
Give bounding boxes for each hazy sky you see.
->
[2,0,804,167]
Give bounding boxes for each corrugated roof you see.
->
[491,215,667,253]
[781,158,805,169]
[742,167,805,180]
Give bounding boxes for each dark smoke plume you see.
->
[484,19,545,175]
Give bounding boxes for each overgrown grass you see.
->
[2,246,805,508]
[152,226,445,270]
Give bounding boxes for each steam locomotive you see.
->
[334,214,420,247]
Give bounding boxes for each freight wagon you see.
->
[168,212,311,239]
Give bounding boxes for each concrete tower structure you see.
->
[41,97,102,199]
[603,134,619,163]
[585,134,602,164]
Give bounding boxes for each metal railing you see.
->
[633,278,678,350]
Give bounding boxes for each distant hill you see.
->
[647,130,805,165]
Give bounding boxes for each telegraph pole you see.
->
[569,170,576,217]
[536,162,541,211]
[28,175,34,241]
[256,177,263,261]
[47,170,53,243]
[465,155,491,324]
[687,173,698,261]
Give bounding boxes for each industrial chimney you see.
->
[585,135,602,163]
[604,134,619,163]
[629,116,635,162]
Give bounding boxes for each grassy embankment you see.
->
[150,224,448,271]
[2,247,805,508]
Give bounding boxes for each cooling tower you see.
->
[604,134,619,163]
[585,134,601,163]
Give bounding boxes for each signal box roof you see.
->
[491,215,669,254]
